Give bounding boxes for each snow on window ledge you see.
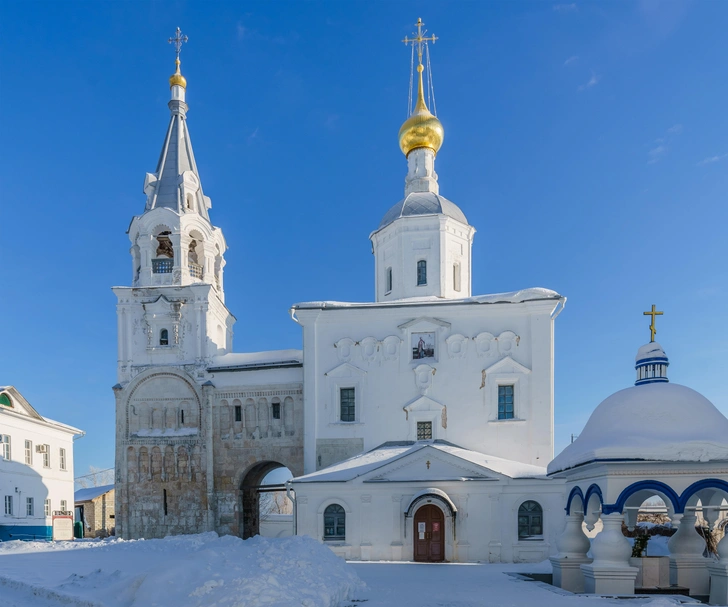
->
[488,418,526,424]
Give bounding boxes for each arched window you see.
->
[386,267,393,294]
[518,501,543,539]
[160,329,169,346]
[0,393,12,408]
[180,409,185,425]
[324,504,345,540]
[417,260,427,286]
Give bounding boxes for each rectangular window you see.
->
[4,495,12,515]
[1,435,10,460]
[340,388,356,422]
[43,447,50,468]
[386,267,393,294]
[44,499,51,516]
[59,448,67,471]
[24,440,32,465]
[453,263,461,292]
[60,499,67,512]
[417,421,433,440]
[416,260,427,286]
[498,385,515,420]
[272,402,281,420]
[234,405,242,422]
[26,497,34,517]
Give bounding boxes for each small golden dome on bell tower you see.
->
[169,58,187,89]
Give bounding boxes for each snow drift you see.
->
[0,532,365,607]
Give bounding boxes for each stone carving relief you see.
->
[335,336,402,364]
[334,338,355,362]
[381,335,401,361]
[474,332,496,357]
[413,363,436,395]
[497,331,519,355]
[359,337,380,364]
[445,333,469,359]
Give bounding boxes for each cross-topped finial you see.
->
[402,17,438,65]
[643,304,663,342]
[168,27,188,60]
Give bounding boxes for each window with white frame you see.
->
[4,495,12,515]
[26,497,34,517]
[339,387,356,422]
[386,267,393,294]
[497,385,515,420]
[44,499,51,516]
[59,448,67,471]
[24,440,32,465]
[60,499,67,512]
[518,501,543,539]
[42,446,50,468]
[453,263,461,292]
[1,435,10,460]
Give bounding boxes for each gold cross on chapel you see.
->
[643,304,663,342]
[402,17,438,65]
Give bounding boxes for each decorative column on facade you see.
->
[668,512,710,595]
[455,494,469,562]
[391,494,403,560]
[202,381,215,532]
[581,513,638,594]
[360,494,372,560]
[708,528,728,605]
[488,494,502,563]
[550,512,592,592]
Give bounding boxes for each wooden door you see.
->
[413,504,444,562]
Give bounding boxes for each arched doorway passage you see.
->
[240,462,292,539]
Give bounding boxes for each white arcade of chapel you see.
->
[109,23,728,601]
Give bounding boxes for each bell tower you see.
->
[113,29,234,384]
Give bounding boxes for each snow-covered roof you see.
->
[292,441,547,483]
[0,386,83,434]
[292,288,562,311]
[208,349,302,372]
[548,382,728,474]
[636,342,668,362]
[74,484,114,503]
[375,192,468,232]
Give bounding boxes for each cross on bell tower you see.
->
[643,304,663,343]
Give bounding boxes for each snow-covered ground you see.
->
[0,533,710,607]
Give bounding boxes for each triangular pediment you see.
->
[403,395,445,414]
[325,362,367,378]
[0,386,45,421]
[143,295,178,316]
[397,317,451,331]
[363,445,505,483]
[483,355,531,375]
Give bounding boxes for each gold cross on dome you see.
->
[643,304,663,342]
[402,17,438,65]
[168,27,188,60]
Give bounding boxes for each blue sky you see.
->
[2,1,727,479]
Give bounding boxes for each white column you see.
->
[360,494,372,560]
[708,530,728,605]
[488,494,502,563]
[668,512,710,595]
[550,513,592,592]
[581,513,638,595]
[391,494,403,560]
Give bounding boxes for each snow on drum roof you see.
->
[375,191,468,232]
[548,382,728,474]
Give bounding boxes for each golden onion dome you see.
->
[169,58,187,89]
[398,64,444,156]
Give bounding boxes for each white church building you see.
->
[113,26,728,594]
